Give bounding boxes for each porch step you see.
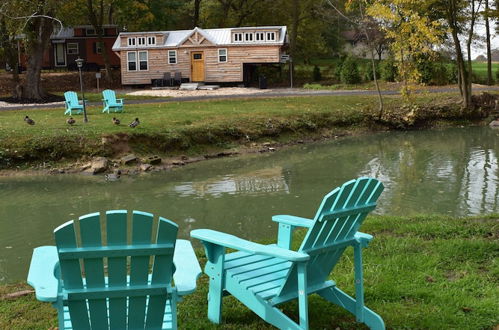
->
[179,83,203,90]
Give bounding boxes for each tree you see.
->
[1,0,67,100]
[367,0,444,98]
[484,0,494,85]
[327,0,385,119]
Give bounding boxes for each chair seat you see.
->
[225,250,292,300]
[60,298,174,329]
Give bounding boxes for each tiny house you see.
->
[112,26,288,85]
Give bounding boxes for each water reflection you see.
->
[0,126,498,283]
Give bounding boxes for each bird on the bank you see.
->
[129,118,140,128]
[112,117,120,125]
[67,117,76,125]
[24,116,35,125]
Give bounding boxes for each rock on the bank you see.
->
[91,157,108,174]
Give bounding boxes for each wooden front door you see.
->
[191,52,205,82]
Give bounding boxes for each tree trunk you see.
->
[485,0,493,85]
[22,16,54,100]
[193,0,202,27]
[451,28,471,110]
[0,18,21,98]
[87,0,113,83]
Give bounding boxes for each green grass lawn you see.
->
[1,214,497,329]
[0,93,466,164]
[470,61,499,80]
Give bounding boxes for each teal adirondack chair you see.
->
[64,91,86,115]
[27,210,201,329]
[102,89,124,113]
[191,177,385,330]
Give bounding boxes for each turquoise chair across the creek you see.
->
[64,91,86,115]
[191,177,385,330]
[102,89,124,113]
[27,210,201,329]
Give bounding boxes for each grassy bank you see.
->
[0,93,474,168]
[1,214,497,329]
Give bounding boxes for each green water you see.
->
[1,126,498,283]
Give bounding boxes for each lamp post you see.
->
[75,57,88,123]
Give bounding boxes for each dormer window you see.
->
[147,36,156,45]
[138,37,146,46]
[86,28,96,36]
[256,32,265,41]
[244,32,253,42]
[266,32,276,41]
[233,33,243,42]
[128,37,136,46]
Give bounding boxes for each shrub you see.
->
[362,61,379,82]
[414,54,433,84]
[447,62,458,84]
[380,58,397,82]
[340,56,361,84]
[312,65,322,81]
[430,62,450,85]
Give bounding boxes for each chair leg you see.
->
[317,287,385,330]
[297,262,309,329]
[204,244,225,324]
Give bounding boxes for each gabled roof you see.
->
[112,26,287,51]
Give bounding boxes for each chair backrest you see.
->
[54,210,178,329]
[277,177,384,297]
[103,89,117,103]
[174,71,181,82]
[64,91,78,105]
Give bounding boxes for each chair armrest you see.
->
[27,246,59,302]
[354,232,374,248]
[173,239,201,296]
[191,229,309,262]
[116,98,124,103]
[272,215,314,228]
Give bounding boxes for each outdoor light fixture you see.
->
[75,57,88,123]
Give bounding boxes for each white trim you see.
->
[127,51,137,71]
[138,37,146,46]
[138,50,148,71]
[66,42,79,55]
[218,48,227,63]
[168,50,177,64]
[127,37,136,46]
[266,31,276,41]
[147,36,156,45]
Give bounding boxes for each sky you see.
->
[470,21,499,59]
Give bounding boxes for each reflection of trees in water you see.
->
[359,127,499,215]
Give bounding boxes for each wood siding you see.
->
[119,45,281,85]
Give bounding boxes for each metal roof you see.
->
[112,26,287,51]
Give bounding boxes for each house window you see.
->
[244,33,253,42]
[94,42,103,54]
[218,49,227,63]
[67,43,79,55]
[255,32,265,41]
[127,51,136,71]
[139,51,148,70]
[147,36,156,45]
[86,28,96,36]
[128,37,136,46]
[266,32,276,41]
[233,33,243,42]
[168,50,177,64]
[138,37,146,46]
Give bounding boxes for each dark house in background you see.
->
[18,25,120,71]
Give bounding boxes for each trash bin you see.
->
[258,75,267,89]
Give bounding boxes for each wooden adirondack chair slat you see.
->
[28,209,201,329]
[191,177,385,330]
[64,91,85,116]
[128,211,154,329]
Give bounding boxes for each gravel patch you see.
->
[0,100,64,108]
[126,87,273,98]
